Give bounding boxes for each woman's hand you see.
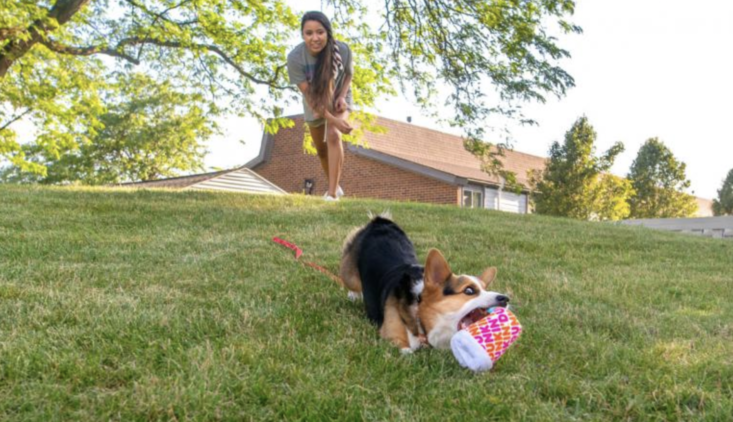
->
[335,97,348,113]
[331,116,353,134]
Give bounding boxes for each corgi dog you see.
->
[340,214,509,353]
[417,248,509,349]
[340,215,425,353]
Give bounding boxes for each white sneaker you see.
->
[336,186,345,198]
[323,194,339,202]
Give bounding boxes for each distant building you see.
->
[127,113,714,218]
[695,197,714,217]
[124,168,285,195]
[247,114,545,213]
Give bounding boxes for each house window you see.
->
[463,190,483,208]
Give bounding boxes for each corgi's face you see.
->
[418,249,509,349]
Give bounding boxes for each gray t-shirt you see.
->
[287,41,354,122]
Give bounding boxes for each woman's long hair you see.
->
[301,11,343,114]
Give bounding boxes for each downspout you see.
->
[497,177,505,212]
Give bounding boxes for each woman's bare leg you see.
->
[308,123,329,177]
[326,110,349,198]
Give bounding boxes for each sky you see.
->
[204,0,733,200]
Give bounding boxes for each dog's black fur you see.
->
[343,217,424,327]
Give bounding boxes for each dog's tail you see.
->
[303,261,346,288]
[342,210,391,255]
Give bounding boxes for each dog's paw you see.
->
[400,348,414,355]
[347,291,363,302]
[407,331,424,351]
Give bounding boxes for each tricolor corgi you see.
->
[339,215,509,353]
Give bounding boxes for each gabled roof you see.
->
[123,168,286,195]
[249,114,547,189]
[351,117,547,188]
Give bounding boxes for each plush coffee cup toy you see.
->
[450,306,522,372]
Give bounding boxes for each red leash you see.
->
[273,237,345,287]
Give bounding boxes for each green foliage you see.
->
[2,0,579,182]
[302,112,387,157]
[332,0,580,138]
[595,173,635,221]
[531,116,629,220]
[1,0,299,176]
[330,0,581,178]
[463,139,522,194]
[713,168,733,216]
[627,138,698,219]
[2,73,217,184]
[0,43,106,176]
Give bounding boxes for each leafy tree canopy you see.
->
[627,138,697,219]
[1,72,216,184]
[713,168,733,216]
[531,116,630,221]
[594,173,634,221]
[1,0,580,181]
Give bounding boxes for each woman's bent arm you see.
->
[297,81,353,134]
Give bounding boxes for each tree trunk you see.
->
[0,0,91,78]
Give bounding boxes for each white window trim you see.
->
[462,186,484,209]
[465,182,529,214]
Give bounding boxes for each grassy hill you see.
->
[1,185,731,421]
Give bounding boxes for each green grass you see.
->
[1,185,732,421]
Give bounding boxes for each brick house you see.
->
[246,114,546,214]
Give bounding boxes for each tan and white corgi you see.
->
[418,248,509,349]
[340,215,509,353]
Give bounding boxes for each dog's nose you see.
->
[496,295,510,304]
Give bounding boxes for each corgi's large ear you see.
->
[425,249,452,288]
[479,267,498,287]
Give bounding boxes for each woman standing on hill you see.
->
[287,11,354,201]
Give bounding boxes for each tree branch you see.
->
[41,39,141,64]
[122,0,198,26]
[0,0,92,78]
[35,34,289,90]
[0,108,33,132]
[116,37,290,89]
[125,0,197,63]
